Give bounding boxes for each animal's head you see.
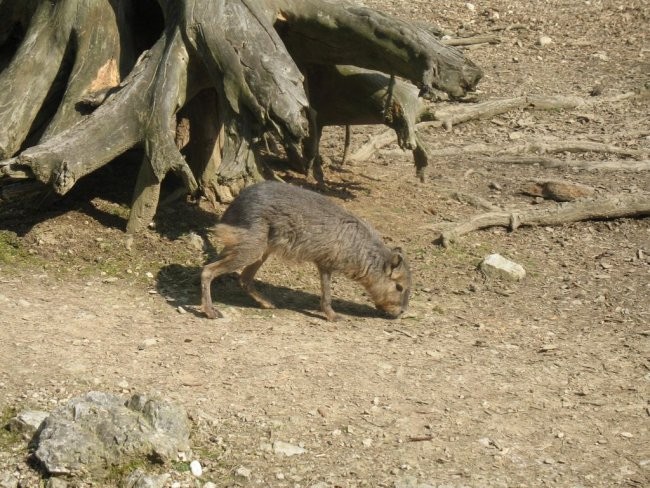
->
[367,247,411,318]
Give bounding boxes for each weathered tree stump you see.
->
[0,0,482,232]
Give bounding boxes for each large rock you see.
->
[34,392,190,477]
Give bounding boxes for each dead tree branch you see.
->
[434,194,650,247]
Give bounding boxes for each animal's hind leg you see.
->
[201,252,241,319]
[239,252,275,309]
[201,242,265,319]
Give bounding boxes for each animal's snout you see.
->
[377,305,404,319]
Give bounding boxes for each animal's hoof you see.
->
[325,312,340,322]
[204,307,223,319]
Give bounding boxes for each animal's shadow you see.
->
[156,263,387,321]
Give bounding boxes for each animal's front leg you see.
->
[318,267,339,321]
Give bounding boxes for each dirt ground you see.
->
[1,1,649,486]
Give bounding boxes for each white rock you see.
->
[0,472,19,488]
[465,3,476,12]
[234,466,251,479]
[537,35,553,47]
[480,254,526,281]
[7,410,49,435]
[187,232,205,251]
[203,483,218,488]
[272,441,306,456]
[190,460,203,477]
[138,338,157,350]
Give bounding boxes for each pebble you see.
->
[362,438,373,448]
[537,35,553,47]
[203,483,217,488]
[46,478,69,488]
[0,473,18,488]
[272,441,306,456]
[187,232,205,251]
[234,466,251,479]
[190,460,203,477]
[138,338,157,350]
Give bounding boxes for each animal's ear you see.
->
[385,247,404,274]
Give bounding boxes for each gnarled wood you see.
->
[0,0,482,230]
[434,194,650,247]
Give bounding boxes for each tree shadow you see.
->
[156,263,386,321]
[0,150,220,238]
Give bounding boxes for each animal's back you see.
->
[218,182,387,275]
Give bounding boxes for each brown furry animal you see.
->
[201,181,411,321]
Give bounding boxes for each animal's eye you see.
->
[396,284,403,292]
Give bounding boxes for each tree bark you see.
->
[0,0,482,230]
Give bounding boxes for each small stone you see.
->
[310,483,329,488]
[394,475,419,488]
[46,478,69,488]
[0,473,18,488]
[539,344,558,353]
[187,232,205,252]
[203,483,218,488]
[138,338,157,350]
[590,84,603,96]
[479,254,526,281]
[537,35,553,47]
[7,410,49,436]
[190,460,203,477]
[276,473,285,480]
[273,441,306,456]
[123,469,171,488]
[543,457,556,465]
[620,432,634,438]
[465,3,476,12]
[362,438,373,448]
[489,181,503,191]
[478,437,492,447]
[177,306,187,314]
[145,272,154,279]
[234,466,251,479]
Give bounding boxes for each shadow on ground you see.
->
[157,263,386,321]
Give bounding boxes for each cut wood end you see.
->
[523,180,595,202]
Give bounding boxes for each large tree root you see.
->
[0,0,482,231]
[434,194,650,247]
